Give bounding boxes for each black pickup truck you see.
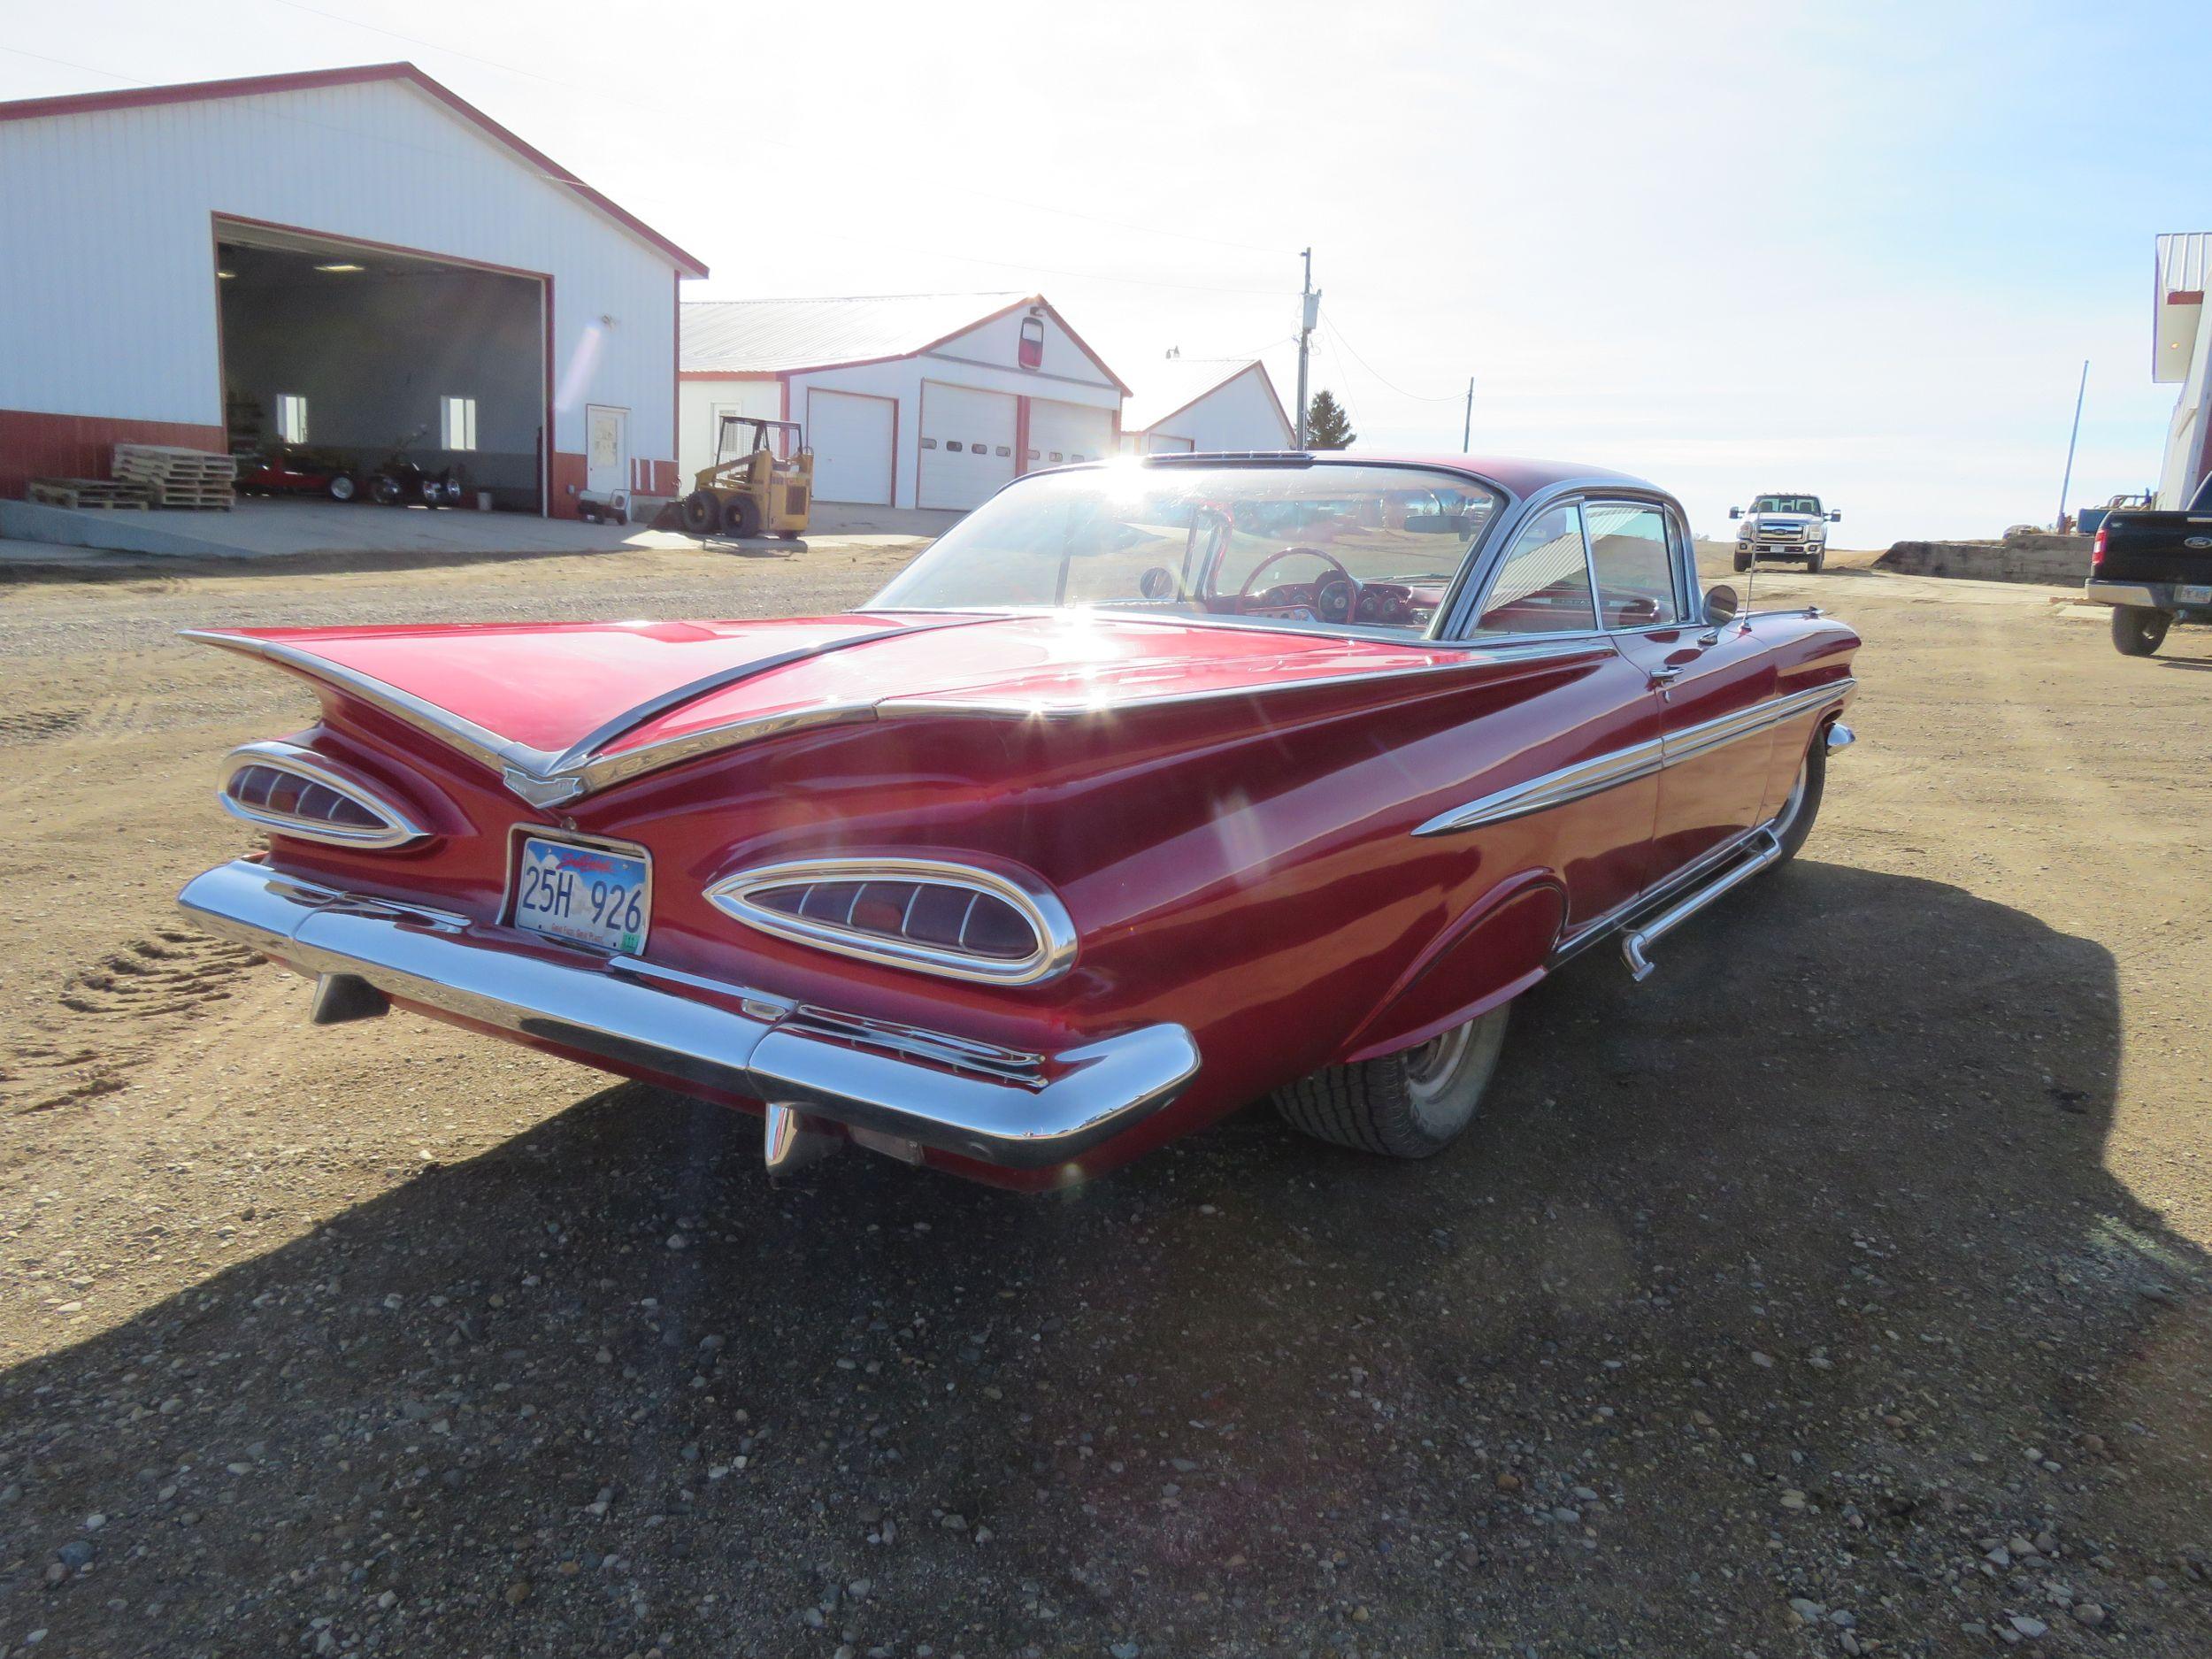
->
[2085,472,2212,656]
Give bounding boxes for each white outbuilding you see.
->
[1119,357,1294,455]
[680,294,1127,511]
[0,63,705,518]
[2154,231,2212,507]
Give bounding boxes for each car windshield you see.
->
[1753,495,1820,515]
[870,462,1502,636]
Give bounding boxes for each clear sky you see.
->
[4,0,2207,545]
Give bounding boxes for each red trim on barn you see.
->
[1,64,707,277]
[1013,396,1032,481]
[680,294,1131,393]
[549,450,588,519]
[0,410,228,500]
[2168,289,2206,305]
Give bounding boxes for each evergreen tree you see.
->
[1303,389,1356,450]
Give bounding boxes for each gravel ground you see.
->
[1,539,2208,1658]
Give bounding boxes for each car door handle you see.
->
[1649,664,1683,687]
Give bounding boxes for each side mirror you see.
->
[1828,510,1841,522]
[1727,506,1742,520]
[1702,584,1740,627]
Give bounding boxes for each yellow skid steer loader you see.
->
[678,416,810,540]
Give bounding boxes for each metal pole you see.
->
[2057,358,2088,528]
[1294,249,1314,449]
[1462,376,1473,452]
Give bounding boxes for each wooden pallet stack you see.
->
[26,479,153,510]
[111,443,236,509]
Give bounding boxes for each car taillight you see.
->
[2092,526,2108,569]
[707,858,1075,984]
[217,742,428,849]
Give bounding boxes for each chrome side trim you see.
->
[217,741,429,849]
[1414,677,1855,837]
[706,856,1079,986]
[175,858,1196,1170]
[541,616,993,776]
[1414,738,1665,834]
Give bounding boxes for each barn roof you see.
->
[1123,357,1291,435]
[0,62,707,277]
[681,293,1131,391]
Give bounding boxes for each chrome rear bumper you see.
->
[178,859,1198,1171]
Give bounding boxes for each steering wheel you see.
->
[1236,546,1357,620]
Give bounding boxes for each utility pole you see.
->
[1462,376,1474,452]
[1294,249,1318,449]
[2056,358,2088,529]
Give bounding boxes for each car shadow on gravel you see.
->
[6,862,2211,1657]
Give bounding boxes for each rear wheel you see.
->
[1274,1003,1511,1159]
[370,475,401,506]
[722,495,763,539]
[326,474,356,503]
[2111,604,2170,657]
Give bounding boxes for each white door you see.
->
[1146,433,1196,454]
[1027,398,1114,469]
[918,381,1017,511]
[807,388,896,505]
[587,405,628,497]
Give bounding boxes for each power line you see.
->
[1319,310,1466,403]
[250,0,1297,259]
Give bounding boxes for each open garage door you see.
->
[918,381,1016,511]
[215,221,549,514]
[807,388,895,505]
[1027,397,1113,469]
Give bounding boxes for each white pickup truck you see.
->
[1731,492,1841,572]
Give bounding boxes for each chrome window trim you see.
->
[706,856,1079,986]
[1414,677,1855,836]
[1579,496,1688,630]
[217,741,427,849]
[1455,498,1603,641]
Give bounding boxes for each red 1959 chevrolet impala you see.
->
[179,453,1856,1190]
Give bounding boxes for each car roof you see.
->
[1141,451,1670,503]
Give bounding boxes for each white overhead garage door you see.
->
[918,381,1017,511]
[1027,397,1114,469]
[807,388,895,505]
[1145,433,1195,454]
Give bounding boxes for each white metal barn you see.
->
[1119,358,1294,455]
[680,294,1127,511]
[0,64,705,517]
[2154,232,2212,507]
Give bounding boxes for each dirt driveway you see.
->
[2,542,2208,1657]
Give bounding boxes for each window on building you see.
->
[920,437,939,449]
[1018,314,1045,370]
[1471,504,1596,636]
[945,441,963,453]
[995,445,1010,457]
[440,396,478,452]
[275,394,308,445]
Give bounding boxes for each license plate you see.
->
[2178,584,2211,606]
[512,834,649,954]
